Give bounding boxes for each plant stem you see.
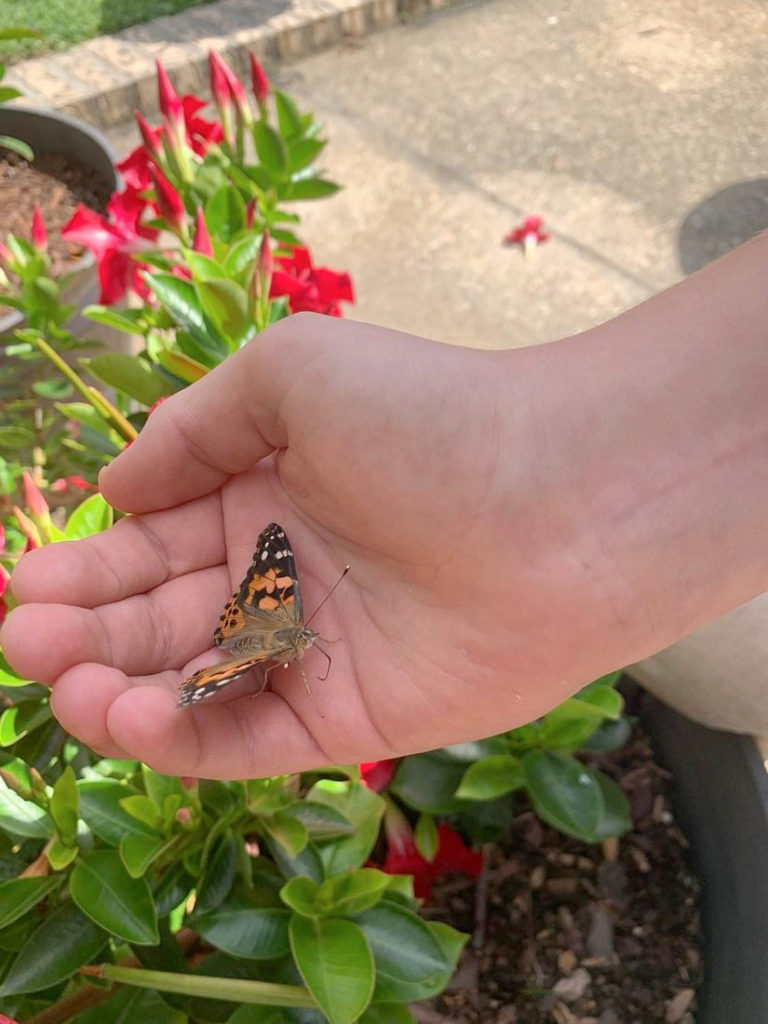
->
[81,963,318,1008]
[27,984,110,1024]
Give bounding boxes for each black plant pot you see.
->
[0,105,118,335]
[641,692,768,1024]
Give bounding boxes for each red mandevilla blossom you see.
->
[156,58,185,133]
[270,245,354,317]
[31,204,47,251]
[359,760,397,792]
[62,188,158,304]
[192,208,214,256]
[504,215,550,256]
[50,476,98,494]
[380,821,482,901]
[148,165,187,238]
[250,53,270,109]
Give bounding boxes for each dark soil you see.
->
[0,149,111,283]
[419,721,702,1024]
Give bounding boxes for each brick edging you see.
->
[6,0,462,130]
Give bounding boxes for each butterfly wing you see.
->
[178,524,304,708]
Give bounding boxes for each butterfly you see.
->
[178,522,339,708]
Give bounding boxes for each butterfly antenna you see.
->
[305,565,350,627]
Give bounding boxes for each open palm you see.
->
[1,315,626,778]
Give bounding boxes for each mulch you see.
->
[418,721,702,1024]
[0,149,111,283]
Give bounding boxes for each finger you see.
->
[2,566,230,681]
[98,316,320,513]
[51,664,136,759]
[10,493,224,608]
[105,685,336,779]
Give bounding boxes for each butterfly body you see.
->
[178,523,318,708]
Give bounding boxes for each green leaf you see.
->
[284,178,340,200]
[280,802,355,842]
[580,716,634,753]
[0,136,33,161]
[0,777,52,838]
[205,185,247,243]
[356,901,453,1002]
[142,767,184,811]
[262,811,309,861]
[591,771,632,841]
[414,813,438,862]
[155,348,209,383]
[253,122,288,176]
[360,1005,415,1024]
[289,915,374,1024]
[77,985,186,1023]
[83,304,149,334]
[192,901,291,959]
[0,901,106,996]
[120,834,172,878]
[48,836,80,870]
[0,876,60,929]
[31,377,73,399]
[275,91,304,141]
[0,426,34,451]
[0,651,27,687]
[50,765,79,842]
[196,832,238,911]
[65,493,113,540]
[522,750,603,842]
[287,138,325,174]
[280,876,319,917]
[0,700,51,746]
[224,233,263,277]
[307,781,385,875]
[145,273,224,354]
[182,251,227,282]
[196,278,251,345]
[391,753,466,814]
[84,353,171,407]
[79,780,157,845]
[314,869,391,917]
[455,754,524,801]
[119,794,163,831]
[70,850,159,945]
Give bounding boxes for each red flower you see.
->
[31,204,47,251]
[381,822,482,901]
[149,165,187,239]
[192,208,213,256]
[360,760,397,792]
[504,215,549,256]
[50,475,97,494]
[250,53,270,109]
[156,58,184,133]
[62,188,157,304]
[270,246,354,317]
[182,95,224,156]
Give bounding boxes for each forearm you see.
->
[510,229,768,663]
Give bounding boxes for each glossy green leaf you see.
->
[224,233,263,277]
[78,780,157,845]
[84,353,171,407]
[205,185,247,243]
[280,802,354,842]
[50,765,79,842]
[0,700,51,746]
[414,813,438,862]
[70,850,159,945]
[0,876,60,929]
[455,754,524,801]
[192,900,290,959]
[183,251,227,281]
[287,138,325,174]
[77,984,186,1023]
[65,493,113,539]
[196,832,238,911]
[227,1006,290,1024]
[522,750,603,842]
[120,834,173,878]
[196,278,251,344]
[0,136,33,161]
[289,915,374,1024]
[359,1005,415,1024]
[275,91,304,140]
[316,869,390,918]
[262,811,309,861]
[391,753,466,814]
[31,377,72,399]
[120,794,163,831]
[284,178,340,200]
[357,901,454,1002]
[253,122,288,176]
[145,273,223,353]
[280,876,319,917]
[0,901,106,996]
[0,777,52,838]
[590,771,632,841]
[83,304,149,334]
[307,781,384,875]
[156,348,209,383]
[47,836,80,870]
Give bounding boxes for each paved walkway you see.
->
[12,0,768,348]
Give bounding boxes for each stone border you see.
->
[6,0,462,131]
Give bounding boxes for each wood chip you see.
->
[628,845,651,873]
[551,1002,579,1023]
[665,988,696,1022]
[553,967,592,1002]
[530,865,547,889]
[558,949,579,974]
[546,876,580,896]
[587,903,615,959]
[601,837,619,861]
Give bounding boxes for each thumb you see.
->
[99,316,309,513]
